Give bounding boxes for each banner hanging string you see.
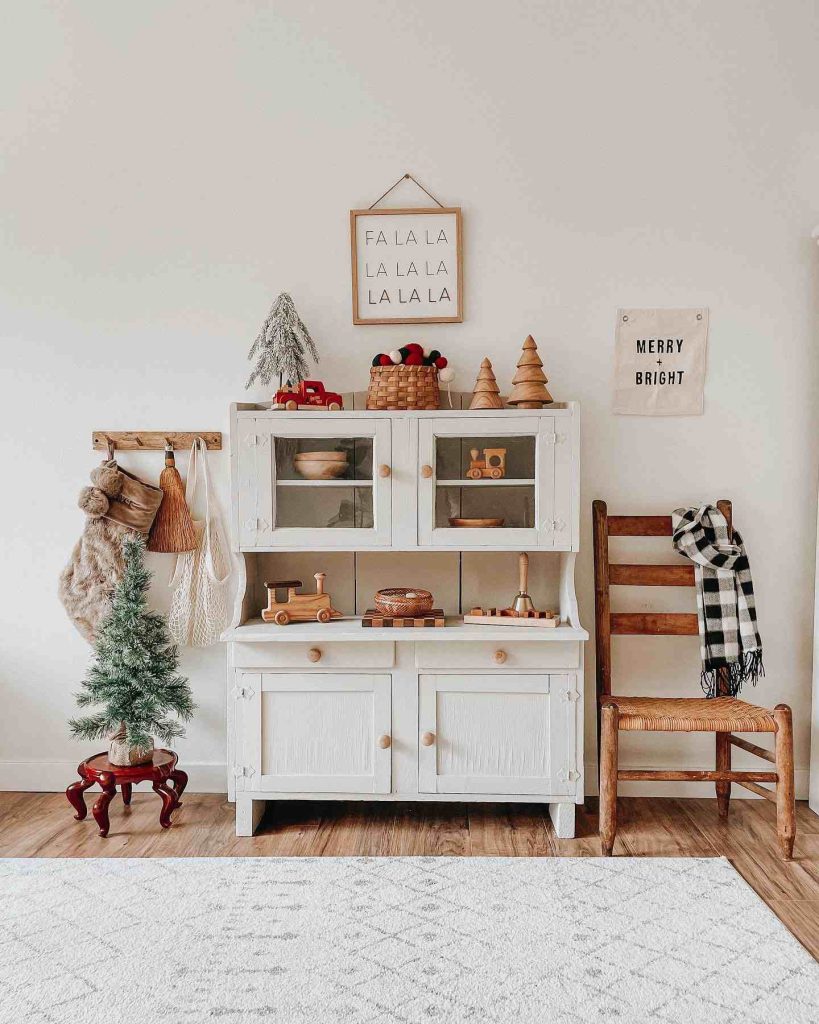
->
[368,173,445,210]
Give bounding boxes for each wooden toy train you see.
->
[466,447,507,479]
[262,573,342,625]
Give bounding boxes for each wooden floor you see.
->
[2,792,817,958]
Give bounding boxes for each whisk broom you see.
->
[147,442,197,552]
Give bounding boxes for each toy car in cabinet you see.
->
[262,573,343,625]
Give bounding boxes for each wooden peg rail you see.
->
[92,431,222,452]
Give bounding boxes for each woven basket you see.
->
[366,365,440,410]
[374,588,434,616]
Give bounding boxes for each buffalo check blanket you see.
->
[671,505,764,697]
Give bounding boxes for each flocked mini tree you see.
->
[246,292,319,390]
[69,535,195,762]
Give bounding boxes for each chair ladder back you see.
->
[592,498,733,700]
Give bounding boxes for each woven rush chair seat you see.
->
[602,696,777,733]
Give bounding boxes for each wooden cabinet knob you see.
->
[421,464,433,479]
[493,649,508,664]
[379,464,391,478]
[421,731,435,746]
[307,647,322,663]
[378,734,392,749]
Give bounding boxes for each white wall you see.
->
[1,0,817,795]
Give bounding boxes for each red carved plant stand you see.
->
[66,749,187,838]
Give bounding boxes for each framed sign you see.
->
[350,207,463,325]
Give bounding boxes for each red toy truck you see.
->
[273,380,343,411]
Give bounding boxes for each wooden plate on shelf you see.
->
[448,517,504,528]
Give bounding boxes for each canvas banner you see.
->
[613,308,709,415]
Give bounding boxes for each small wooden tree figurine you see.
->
[469,357,503,410]
[507,335,553,408]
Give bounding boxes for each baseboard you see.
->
[1,760,809,801]
[0,761,228,794]
[584,763,810,800]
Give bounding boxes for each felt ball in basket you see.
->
[367,344,451,410]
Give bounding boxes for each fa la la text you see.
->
[365,260,448,278]
[364,228,449,246]
[367,287,452,305]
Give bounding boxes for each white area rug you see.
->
[1,856,816,1023]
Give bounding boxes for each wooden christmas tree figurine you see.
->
[507,335,553,408]
[469,357,503,410]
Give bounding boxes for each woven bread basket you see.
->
[366,364,440,410]
[374,588,434,616]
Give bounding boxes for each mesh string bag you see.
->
[168,438,232,647]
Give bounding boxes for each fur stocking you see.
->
[58,461,160,643]
[59,516,131,643]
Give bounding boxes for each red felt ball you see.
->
[404,352,424,366]
[405,342,423,355]
[378,354,393,366]
[434,356,448,369]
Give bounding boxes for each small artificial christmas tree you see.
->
[246,292,319,390]
[507,335,553,408]
[469,357,503,410]
[69,534,195,765]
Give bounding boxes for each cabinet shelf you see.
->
[435,479,536,487]
[223,616,588,643]
[276,479,372,487]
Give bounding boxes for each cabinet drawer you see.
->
[233,641,395,670]
[415,641,579,670]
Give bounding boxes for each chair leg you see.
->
[715,732,731,819]
[599,702,619,856]
[774,705,795,860]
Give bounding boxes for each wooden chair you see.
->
[593,499,796,859]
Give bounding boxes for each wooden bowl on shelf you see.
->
[374,588,434,616]
[294,451,348,462]
[448,517,505,528]
[294,459,349,480]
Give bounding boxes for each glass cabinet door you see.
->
[418,417,561,547]
[237,418,391,548]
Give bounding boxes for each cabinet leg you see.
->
[548,802,576,839]
[236,796,266,837]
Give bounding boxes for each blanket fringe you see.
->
[700,650,765,698]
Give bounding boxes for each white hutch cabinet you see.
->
[224,401,587,838]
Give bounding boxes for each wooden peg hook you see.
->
[92,431,222,452]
